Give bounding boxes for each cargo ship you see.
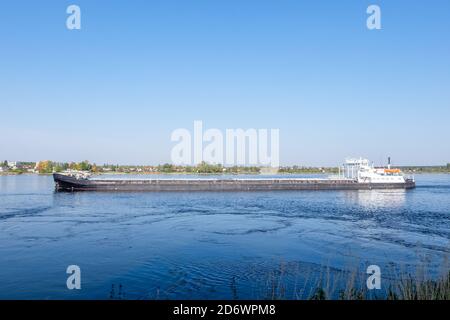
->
[53,158,415,192]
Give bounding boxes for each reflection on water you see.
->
[344,190,406,209]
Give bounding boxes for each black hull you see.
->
[53,173,416,192]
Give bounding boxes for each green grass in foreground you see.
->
[263,263,450,300]
[306,271,450,300]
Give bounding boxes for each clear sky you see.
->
[1,0,449,166]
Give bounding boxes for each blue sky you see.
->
[0,0,449,166]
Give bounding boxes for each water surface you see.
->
[0,174,449,299]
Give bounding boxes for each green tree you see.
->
[196,161,223,173]
[68,162,78,170]
[78,160,92,171]
[159,163,174,173]
[53,164,64,172]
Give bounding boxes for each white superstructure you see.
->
[340,158,412,184]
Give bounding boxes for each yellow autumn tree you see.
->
[36,160,53,174]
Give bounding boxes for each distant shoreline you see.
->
[2,160,449,175]
[1,171,449,176]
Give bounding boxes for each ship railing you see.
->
[328,174,356,181]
